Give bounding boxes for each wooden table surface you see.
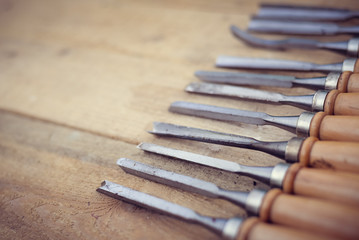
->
[0,0,358,239]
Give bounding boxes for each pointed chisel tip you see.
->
[185,82,198,92]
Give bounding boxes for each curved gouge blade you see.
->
[117,158,250,206]
[185,82,315,110]
[137,143,274,184]
[195,70,295,88]
[169,101,298,134]
[231,25,351,55]
[248,19,359,36]
[97,180,243,239]
[256,4,359,21]
[216,56,345,72]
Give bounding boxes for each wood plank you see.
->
[0,110,270,240]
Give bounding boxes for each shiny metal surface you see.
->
[245,189,267,216]
[195,69,328,89]
[324,72,341,90]
[312,90,329,112]
[248,19,359,36]
[269,163,290,188]
[195,70,294,88]
[97,180,239,239]
[117,158,250,205]
[138,142,275,184]
[222,218,243,240]
[186,82,315,111]
[231,25,350,55]
[256,4,359,21]
[342,58,357,72]
[296,112,315,137]
[150,122,289,160]
[216,56,343,72]
[347,38,359,57]
[169,101,299,134]
[284,137,304,163]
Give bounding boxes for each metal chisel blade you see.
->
[216,56,343,72]
[117,158,223,198]
[169,101,299,133]
[170,101,268,125]
[138,143,274,184]
[195,70,294,88]
[97,180,228,234]
[117,158,250,207]
[138,142,241,172]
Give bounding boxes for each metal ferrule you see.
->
[342,58,357,72]
[284,137,304,162]
[296,112,315,137]
[269,163,290,188]
[324,72,341,90]
[245,189,267,216]
[347,38,359,57]
[222,218,243,240]
[312,90,329,112]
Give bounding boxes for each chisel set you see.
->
[98,3,359,240]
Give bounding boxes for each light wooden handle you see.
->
[318,115,359,141]
[265,192,359,240]
[333,92,359,115]
[288,166,359,207]
[347,73,359,92]
[237,217,332,240]
[298,138,359,173]
[336,71,352,92]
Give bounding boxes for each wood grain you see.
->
[0,0,359,239]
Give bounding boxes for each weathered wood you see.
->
[0,0,358,239]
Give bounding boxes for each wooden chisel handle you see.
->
[299,137,359,173]
[282,163,359,207]
[324,90,359,115]
[344,72,359,92]
[237,217,334,240]
[309,112,359,141]
[258,189,359,240]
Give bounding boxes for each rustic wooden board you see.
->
[0,0,358,239]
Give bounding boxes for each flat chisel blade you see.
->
[169,101,298,133]
[195,70,294,88]
[138,143,274,184]
[216,56,343,72]
[97,180,231,235]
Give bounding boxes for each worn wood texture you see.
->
[0,0,358,239]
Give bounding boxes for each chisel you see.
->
[196,70,359,93]
[117,158,359,239]
[169,101,359,142]
[186,82,359,115]
[248,19,359,36]
[137,143,359,206]
[98,180,335,240]
[255,4,359,22]
[231,25,359,57]
[216,56,358,73]
[149,122,359,174]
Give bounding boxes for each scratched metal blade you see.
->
[185,82,314,110]
[137,143,274,184]
[195,70,294,88]
[97,180,228,234]
[169,101,298,133]
[117,158,250,205]
[216,56,343,72]
[256,4,359,21]
[149,122,288,159]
